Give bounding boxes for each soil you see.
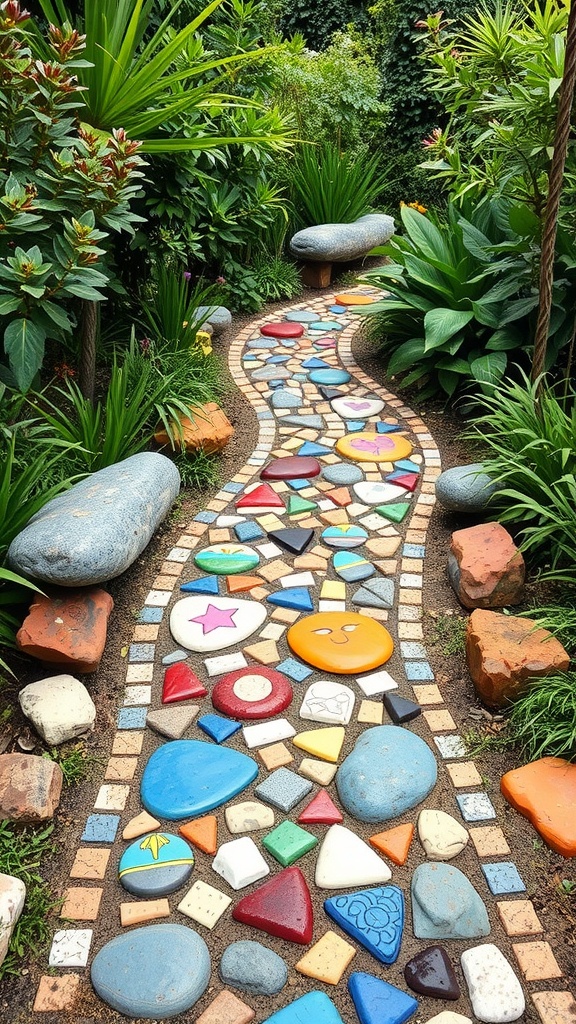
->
[1,274,574,1023]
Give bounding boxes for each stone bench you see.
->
[289,214,395,288]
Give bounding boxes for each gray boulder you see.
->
[290,214,394,262]
[8,453,180,586]
[436,464,500,513]
[195,305,232,337]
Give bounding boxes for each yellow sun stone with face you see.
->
[287,611,394,675]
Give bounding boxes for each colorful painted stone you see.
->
[285,310,319,323]
[369,824,414,866]
[302,357,331,369]
[270,388,302,410]
[212,666,293,720]
[194,544,260,575]
[337,433,413,463]
[335,293,376,305]
[279,414,324,429]
[501,757,576,857]
[411,863,490,940]
[261,457,321,480]
[298,441,332,457]
[321,524,367,549]
[263,992,345,1024]
[141,739,258,820]
[348,972,418,1024]
[226,575,262,594]
[162,663,207,704]
[404,946,460,999]
[118,833,194,896]
[376,502,411,523]
[324,886,404,964]
[197,713,242,743]
[267,528,315,555]
[180,576,219,595]
[315,825,392,889]
[333,551,375,582]
[322,463,364,486]
[308,321,343,332]
[309,368,351,386]
[267,587,313,613]
[376,421,402,434]
[288,611,392,674]
[354,481,408,505]
[298,789,343,825]
[212,836,269,890]
[237,484,285,510]
[387,472,419,492]
[299,680,356,725]
[261,322,304,338]
[384,693,421,724]
[91,924,210,1019]
[170,595,266,652]
[352,578,395,610]
[178,815,218,855]
[293,726,345,762]
[287,495,318,515]
[262,820,318,866]
[255,768,312,813]
[331,397,384,419]
[346,420,366,432]
[232,866,314,944]
[336,726,437,823]
[219,940,287,996]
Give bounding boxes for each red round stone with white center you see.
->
[212,666,293,719]
[260,322,304,338]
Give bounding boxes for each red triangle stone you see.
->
[236,483,285,509]
[162,663,208,704]
[232,866,313,944]
[391,472,419,492]
[297,789,343,825]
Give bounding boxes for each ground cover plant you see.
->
[507,673,576,762]
[0,821,59,979]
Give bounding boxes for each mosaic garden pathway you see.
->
[32,291,573,1023]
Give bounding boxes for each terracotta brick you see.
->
[513,941,563,981]
[69,848,110,881]
[112,731,143,756]
[120,899,170,927]
[33,974,82,1011]
[497,899,543,936]
[469,826,511,857]
[532,991,576,1024]
[60,887,103,921]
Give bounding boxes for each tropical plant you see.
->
[522,599,576,655]
[140,265,218,352]
[467,372,576,573]
[508,673,576,761]
[288,142,389,229]
[358,199,576,398]
[252,252,301,301]
[280,0,370,51]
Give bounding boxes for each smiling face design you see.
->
[287,611,394,675]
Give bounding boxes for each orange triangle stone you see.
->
[369,823,414,865]
[325,487,352,507]
[178,815,218,854]
[227,575,262,594]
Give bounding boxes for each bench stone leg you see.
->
[301,261,332,289]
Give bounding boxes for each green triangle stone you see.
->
[288,495,318,515]
[375,502,411,523]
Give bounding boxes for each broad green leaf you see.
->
[438,368,461,397]
[469,352,507,385]
[387,338,426,375]
[486,329,522,351]
[423,309,474,352]
[508,204,541,238]
[400,207,451,264]
[4,319,45,392]
[0,296,22,316]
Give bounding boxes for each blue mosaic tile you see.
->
[329,305,348,314]
[405,661,434,681]
[376,422,401,433]
[266,355,290,364]
[255,768,313,813]
[346,421,366,432]
[456,792,497,822]
[194,511,218,524]
[223,481,244,494]
[257,410,274,420]
[402,544,426,558]
[481,862,526,895]
[137,607,163,624]
[197,713,242,744]
[234,521,265,543]
[128,643,155,663]
[434,735,467,759]
[293,373,308,381]
[395,459,421,473]
[302,357,331,369]
[180,576,219,595]
[400,642,427,659]
[298,441,332,457]
[268,379,285,389]
[243,354,257,361]
[276,657,314,682]
[82,814,120,843]
[117,707,148,729]
[287,478,311,491]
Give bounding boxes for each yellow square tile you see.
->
[296,930,356,985]
[358,700,383,724]
[320,580,346,601]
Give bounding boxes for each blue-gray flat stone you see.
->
[141,739,258,820]
[270,389,302,409]
[252,366,291,381]
[290,214,395,262]
[196,304,232,336]
[90,924,210,1019]
[336,726,437,823]
[279,415,324,429]
[220,940,287,995]
[322,463,364,486]
[411,863,490,940]
[8,453,180,586]
[285,310,320,323]
[435,464,500,513]
[352,578,395,609]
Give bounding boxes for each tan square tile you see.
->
[112,731,144,756]
[532,991,576,1024]
[311,545,332,559]
[423,709,456,732]
[271,607,301,624]
[186,522,209,537]
[446,762,483,788]
[258,559,292,582]
[358,700,383,724]
[120,899,170,927]
[259,742,293,770]
[243,639,279,665]
[497,900,543,936]
[412,684,443,705]
[255,513,284,530]
[60,887,103,921]
[469,825,511,857]
[105,757,138,781]
[296,930,356,984]
[321,580,346,600]
[399,589,422,605]
[195,990,255,1024]
[69,848,110,881]
[133,624,160,642]
[358,607,389,621]
[209,528,231,544]
[249,586,269,601]
[398,622,424,639]
[366,537,401,558]
[319,509,349,526]
[513,941,563,981]
[297,516,322,529]
[33,975,82,1012]
[160,560,184,576]
[294,555,326,571]
[152,575,178,590]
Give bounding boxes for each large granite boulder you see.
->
[290,214,395,263]
[436,464,500,513]
[448,523,525,609]
[8,453,180,587]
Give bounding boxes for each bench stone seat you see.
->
[290,214,394,263]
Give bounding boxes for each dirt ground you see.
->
[1,280,574,1022]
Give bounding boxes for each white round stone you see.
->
[461,944,525,1023]
[331,397,384,419]
[18,674,96,746]
[233,674,273,703]
[300,681,356,725]
[170,596,266,653]
[418,809,469,861]
[354,481,408,505]
[225,801,275,834]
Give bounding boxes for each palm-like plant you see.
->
[36,0,295,154]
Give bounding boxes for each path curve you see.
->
[31,288,572,1024]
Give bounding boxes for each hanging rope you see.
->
[532,0,576,383]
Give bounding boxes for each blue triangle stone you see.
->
[298,441,332,457]
[197,713,242,744]
[302,357,331,369]
[324,886,404,963]
[267,587,313,612]
[264,992,345,1023]
[346,420,365,432]
[348,973,418,1024]
[376,422,402,433]
[395,459,420,473]
[180,576,219,595]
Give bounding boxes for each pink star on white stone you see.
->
[190,603,237,635]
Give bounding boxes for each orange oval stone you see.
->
[287,611,393,674]
[501,757,576,857]
[335,294,376,305]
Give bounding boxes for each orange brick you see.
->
[513,941,563,981]
[33,975,82,1011]
[69,848,110,881]
[60,887,103,921]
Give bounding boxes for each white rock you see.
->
[0,874,26,968]
[204,652,247,677]
[18,674,96,746]
[461,944,525,1023]
[212,837,270,890]
[331,397,384,419]
[353,481,408,506]
[177,879,231,929]
[418,809,469,861]
[356,669,398,697]
[225,801,275,834]
[170,596,266,653]
[425,1014,472,1024]
[242,719,296,749]
[216,515,246,527]
[280,572,315,588]
[315,824,392,889]
[300,681,356,725]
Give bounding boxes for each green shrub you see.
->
[252,253,302,302]
[289,142,390,229]
[140,265,218,352]
[280,0,370,52]
[508,673,576,762]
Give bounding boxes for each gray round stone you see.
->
[412,863,490,940]
[436,464,500,513]
[219,940,287,995]
[290,214,394,263]
[285,310,320,323]
[270,389,302,410]
[8,453,180,587]
[91,924,210,1019]
[322,463,364,486]
[195,305,232,336]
